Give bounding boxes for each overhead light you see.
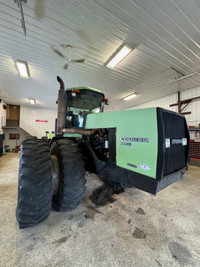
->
[29,99,36,104]
[16,60,30,78]
[106,45,133,69]
[123,93,138,101]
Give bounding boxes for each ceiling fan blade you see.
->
[63,63,69,69]
[51,46,65,58]
[71,59,86,63]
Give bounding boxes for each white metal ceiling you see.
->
[1,0,200,111]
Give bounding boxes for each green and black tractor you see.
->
[16,76,190,228]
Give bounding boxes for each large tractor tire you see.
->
[16,138,52,229]
[51,139,86,211]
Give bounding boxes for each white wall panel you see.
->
[0,100,7,133]
[129,93,177,111]
[3,128,27,151]
[20,106,57,138]
[181,86,200,126]
[129,86,200,127]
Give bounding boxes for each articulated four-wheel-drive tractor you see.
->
[16,76,190,228]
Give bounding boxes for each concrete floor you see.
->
[0,153,200,267]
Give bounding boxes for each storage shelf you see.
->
[190,142,200,159]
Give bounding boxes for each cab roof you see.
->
[66,86,104,95]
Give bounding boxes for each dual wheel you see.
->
[16,138,86,229]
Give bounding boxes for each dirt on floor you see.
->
[0,153,200,267]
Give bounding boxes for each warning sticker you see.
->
[140,163,151,171]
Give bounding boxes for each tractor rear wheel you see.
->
[16,138,52,228]
[50,139,86,211]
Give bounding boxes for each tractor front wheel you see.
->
[16,138,52,229]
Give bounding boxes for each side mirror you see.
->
[104,97,109,105]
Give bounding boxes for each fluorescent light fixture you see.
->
[123,93,138,101]
[106,45,133,69]
[29,99,36,104]
[16,60,30,78]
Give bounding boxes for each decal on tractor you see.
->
[140,163,151,171]
[120,142,132,146]
[120,137,149,143]
[127,163,137,169]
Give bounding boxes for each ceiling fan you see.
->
[52,44,86,69]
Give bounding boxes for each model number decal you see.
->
[120,142,132,146]
[120,137,149,143]
[171,139,183,144]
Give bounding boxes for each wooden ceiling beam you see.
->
[169,91,200,115]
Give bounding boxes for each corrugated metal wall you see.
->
[128,93,177,111]
[129,86,200,127]
[20,106,57,138]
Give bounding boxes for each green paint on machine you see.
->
[85,108,158,179]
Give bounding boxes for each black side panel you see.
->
[156,108,190,179]
[98,162,183,195]
[79,141,185,195]
[156,109,165,179]
[98,163,159,195]
[163,112,189,176]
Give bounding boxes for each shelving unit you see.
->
[189,128,200,166]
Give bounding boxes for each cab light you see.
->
[73,89,80,93]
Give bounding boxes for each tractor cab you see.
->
[65,87,108,128]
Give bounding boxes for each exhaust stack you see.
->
[56,76,66,135]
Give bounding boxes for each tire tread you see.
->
[16,139,52,229]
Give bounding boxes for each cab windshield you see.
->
[65,89,104,128]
